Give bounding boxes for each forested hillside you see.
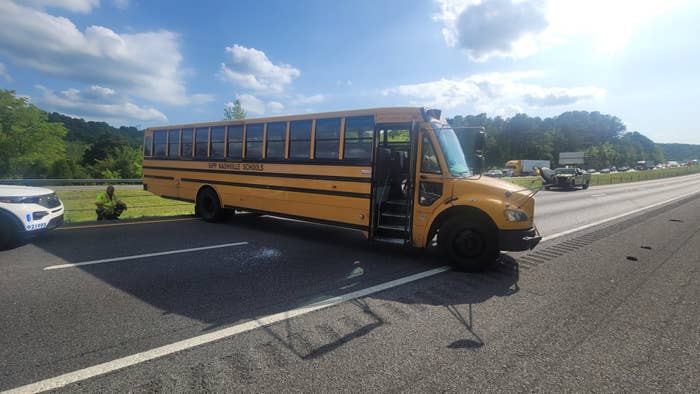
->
[1,89,143,179]
[450,112,667,169]
[657,143,700,161]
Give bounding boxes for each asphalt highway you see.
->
[0,174,698,393]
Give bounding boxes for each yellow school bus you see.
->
[142,107,540,271]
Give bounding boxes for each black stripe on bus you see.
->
[224,206,368,231]
[143,174,174,180]
[181,178,371,199]
[143,165,371,183]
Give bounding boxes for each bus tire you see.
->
[582,181,589,190]
[439,215,498,272]
[196,187,224,222]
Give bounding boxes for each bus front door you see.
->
[370,123,416,245]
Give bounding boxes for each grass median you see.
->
[57,190,194,223]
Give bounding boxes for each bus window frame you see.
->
[167,129,180,159]
[265,121,287,161]
[144,134,153,157]
[342,115,374,162]
[226,124,244,161]
[244,123,265,161]
[314,117,341,161]
[288,119,313,161]
[209,126,225,160]
[181,128,194,160]
[153,130,167,158]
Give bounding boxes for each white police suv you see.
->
[0,185,64,248]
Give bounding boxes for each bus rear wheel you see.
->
[196,188,224,222]
[439,216,498,272]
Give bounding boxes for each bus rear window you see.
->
[245,123,264,160]
[289,120,312,160]
[344,115,374,160]
[144,135,152,157]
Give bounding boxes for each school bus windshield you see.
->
[433,126,471,177]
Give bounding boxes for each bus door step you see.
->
[373,236,408,246]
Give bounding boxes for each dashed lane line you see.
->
[43,242,249,270]
[4,266,450,394]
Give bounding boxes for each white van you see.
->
[0,185,64,248]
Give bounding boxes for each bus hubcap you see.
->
[453,229,484,258]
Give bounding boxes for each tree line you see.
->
[1,88,696,179]
[449,112,667,170]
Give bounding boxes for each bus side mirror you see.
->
[474,130,486,175]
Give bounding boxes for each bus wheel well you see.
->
[426,206,497,248]
[194,185,223,222]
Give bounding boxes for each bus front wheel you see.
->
[439,216,498,272]
[196,188,224,222]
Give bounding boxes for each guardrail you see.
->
[0,178,142,186]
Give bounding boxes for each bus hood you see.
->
[451,176,536,222]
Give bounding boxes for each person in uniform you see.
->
[95,185,127,220]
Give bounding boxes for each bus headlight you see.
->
[504,209,529,222]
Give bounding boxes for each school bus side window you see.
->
[227,125,243,160]
[289,120,312,160]
[315,117,340,159]
[245,123,264,160]
[266,122,286,160]
[181,128,194,159]
[168,129,180,158]
[153,131,167,157]
[421,134,441,174]
[343,115,374,160]
[210,126,225,159]
[195,127,209,158]
[144,135,152,156]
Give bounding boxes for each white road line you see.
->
[590,193,607,198]
[541,189,700,242]
[43,242,249,271]
[4,266,451,394]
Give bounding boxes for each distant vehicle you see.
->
[586,168,597,173]
[635,160,654,170]
[504,159,551,176]
[667,161,679,168]
[618,166,629,172]
[600,168,611,174]
[0,185,64,248]
[539,167,591,190]
[501,168,514,177]
[484,169,504,178]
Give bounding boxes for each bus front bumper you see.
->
[499,226,541,251]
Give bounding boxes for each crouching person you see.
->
[95,185,127,220]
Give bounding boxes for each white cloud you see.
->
[266,101,285,113]
[0,63,12,82]
[0,1,208,106]
[23,0,100,13]
[220,44,300,94]
[434,0,688,60]
[292,94,325,105]
[36,85,167,124]
[382,72,605,115]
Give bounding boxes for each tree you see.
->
[0,90,67,178]
[224,99,246,120]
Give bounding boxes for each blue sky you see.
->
[0,0,698,143]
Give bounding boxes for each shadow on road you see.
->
[28,213,521,359]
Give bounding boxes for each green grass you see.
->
[57,190,194,223]
[502,165,700,189]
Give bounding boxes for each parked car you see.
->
[618,166,629,172]
[0,185,64,248]
[484,169,504,178]
[586,168,597,173]
[539,167,591,190]
[600,168,611,174]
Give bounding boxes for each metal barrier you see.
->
[0,178,142,186]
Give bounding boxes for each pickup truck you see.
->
[539,167,591,190]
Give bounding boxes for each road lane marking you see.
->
[43,242,249,270]
[590,193,607,198]
[541,189,700,242]
[5,266,450,394]
[56,217,197,231]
